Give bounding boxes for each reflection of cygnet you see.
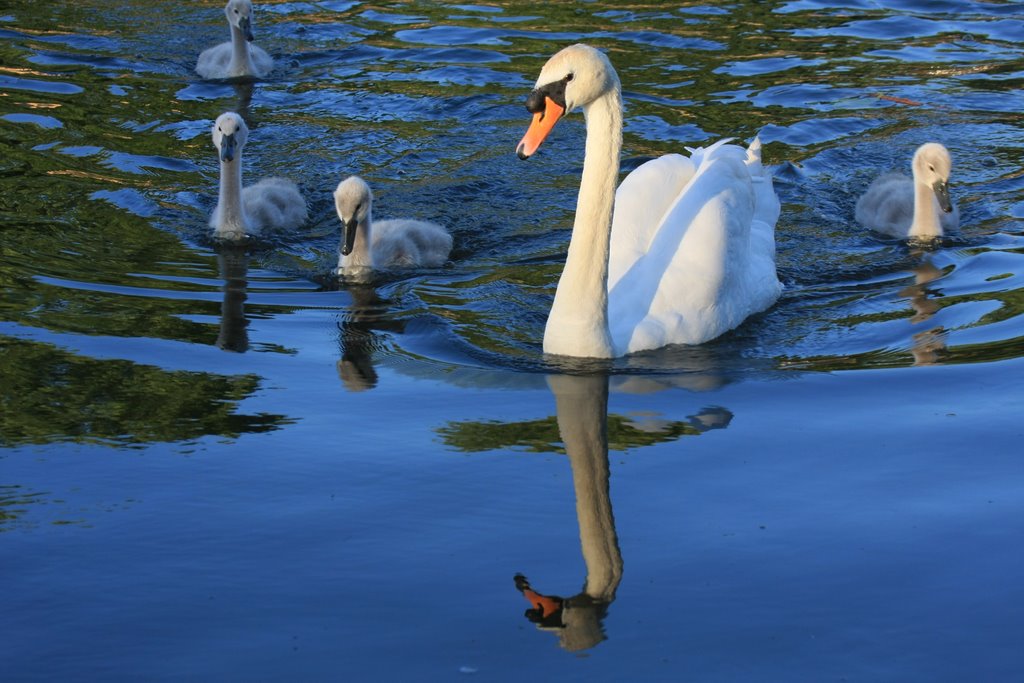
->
[334,176,452,273]
[210,112,306,241]
[901,258,947,366]
[216,246,249,353]
[196,0,273,79]
[855,142,959,239]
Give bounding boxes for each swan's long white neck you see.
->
[216,155,249,236]
[543,87,622,358]
[339,210,375,270]
[909,177,943,239]
[229,24,255,77]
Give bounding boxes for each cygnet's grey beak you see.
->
[932,180,953,214]
[239,15,255,42]
[220,133,237,162]
[341,216,358,256]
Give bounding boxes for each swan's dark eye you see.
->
[233,8,239,13]
[929,165,935,172]
[565,73,574,82]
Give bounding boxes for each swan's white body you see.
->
[210,112,306,241]
[855,142,958,239]
[517,44,781,358]
[196,0,273,79]
[334,176,452,273]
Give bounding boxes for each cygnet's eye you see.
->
[233,8,239,13]
[928,165,935,172]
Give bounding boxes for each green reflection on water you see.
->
[0,337,290,446]
[438,408,728,454]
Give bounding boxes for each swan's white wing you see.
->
[608,140,781,354]
[196,43,232,79]
[249,45,274,76]
[196,43,273,79]
[373,219,452,268]
[242,177,306,233]
[744,136,781,230]
[608,153,696,290]
[854,173,914,237]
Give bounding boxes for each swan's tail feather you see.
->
[745,135,771,183]
[684,137,734,157]
[746,135,763,164]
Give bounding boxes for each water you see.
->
[2,0,1023,679]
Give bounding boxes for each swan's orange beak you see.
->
[516,97,565,160]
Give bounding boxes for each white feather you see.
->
[210,112,306,241]
[334,176,452,273]
[196,0,273,79]
[520,44,781,358]
[855,142,959,239]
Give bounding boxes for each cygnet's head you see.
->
[212,112,248,163]
[517,44,621,159]
[224,0,256,41]
[334,176,373,256]
[912,142,954,214]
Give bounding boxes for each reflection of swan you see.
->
[855,143,958,239]
[196,0,273,80]
[624,405,733,434]
[514,373,622,652]
[336,285,408,392]
[333,176,452,274]
[215,245,249,353]
[210,112,306,241]
[516,44,781,359]
[231,81,254,121]
[900,256,946,365]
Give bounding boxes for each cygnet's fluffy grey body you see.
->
[196,0,273,79]
[855,142,959,239]
[210,112,306,241]
[334,176,452,273]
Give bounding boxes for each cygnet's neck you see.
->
[543,87,622,358]
[229,24,255,77]
[339,211,375,270]
[910,174,943,239]
[216,155,250,237]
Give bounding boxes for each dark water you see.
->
[2,1,1023,680]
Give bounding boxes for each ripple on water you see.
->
[0,74,83,95]
[1,113,62,129]
[760,117,885,147]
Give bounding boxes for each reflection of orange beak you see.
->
[514,573,562,618]
[521,586,562,618]
[516,96,565,159]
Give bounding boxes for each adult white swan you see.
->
[516,44,782,358]
[854,142,958,240]
[210,112,306,241]
[334,176,452,273]
[196,0,273,79]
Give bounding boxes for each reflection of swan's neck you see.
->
[229,24,254,76]
[544,88,623,358]
[217,156,249,235]
[550,374,622,602]
[910,175,942,238]
[216,248,249,352]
